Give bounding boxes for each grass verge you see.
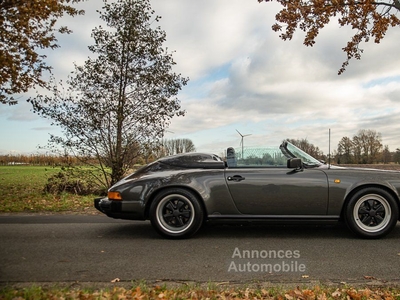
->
[0,166,98,213]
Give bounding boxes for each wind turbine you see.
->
[236,129,252,159]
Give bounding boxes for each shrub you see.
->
[44,168,107,196]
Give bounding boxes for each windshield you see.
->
[280,141,322,167]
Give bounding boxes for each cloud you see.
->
[0,98,39,122]
[152,0,280,79]
[168,1,399,148]
[1,0,399,155]
[32,127,54,131]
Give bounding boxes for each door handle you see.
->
[227,175,245,182]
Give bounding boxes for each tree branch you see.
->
[392,0,400,10]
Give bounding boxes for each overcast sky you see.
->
[1,0,400,156]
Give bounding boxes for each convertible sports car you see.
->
[95,141,400,239]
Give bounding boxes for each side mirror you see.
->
[287,158,302,169]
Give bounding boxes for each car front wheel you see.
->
[345,188,399,239]
[150,188,204,239]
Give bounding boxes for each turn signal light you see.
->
[108,191,122,200]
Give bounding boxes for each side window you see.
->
[226,147,287,168]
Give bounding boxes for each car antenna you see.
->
[328,128,331,169]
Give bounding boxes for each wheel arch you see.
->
[340,184,400,221]
[144,185,208,220]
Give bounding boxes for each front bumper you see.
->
[94,197,146,220]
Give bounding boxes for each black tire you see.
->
[149,188,204,239]
[345,187,399,239]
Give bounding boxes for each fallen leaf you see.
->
[317,292,327,300]
[261,289,269,296]
[294,289,302,296]
[245,288,250,298]
[332,289,341,297]
[111,278,120,283]
[361,288,372,298]
[285,293,294,300]
[302,275,310,278]
[363,275,376,280]
[347,289,362,300]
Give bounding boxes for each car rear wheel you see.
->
[345,188,399,239]
[150,188,204,239]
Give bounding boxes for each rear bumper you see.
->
[94,197,120,212]
[94,197,146,220]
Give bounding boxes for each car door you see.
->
[225,167,329,215]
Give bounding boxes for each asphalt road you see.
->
[1,214,400,285]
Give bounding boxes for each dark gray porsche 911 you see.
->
[95,141,400,239]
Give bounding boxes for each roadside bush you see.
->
[44,167,108,196]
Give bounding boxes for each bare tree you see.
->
[394,148,400,164]
[160,138,196,157]
[336,129,383,164]
[32,0,188,187]
[354,129,383,163]
[382,145,391,164]
[286,138,325,160]
[337,136,354,164]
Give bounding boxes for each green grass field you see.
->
[0,166,97,212]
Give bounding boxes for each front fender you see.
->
[326,169,400,215]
